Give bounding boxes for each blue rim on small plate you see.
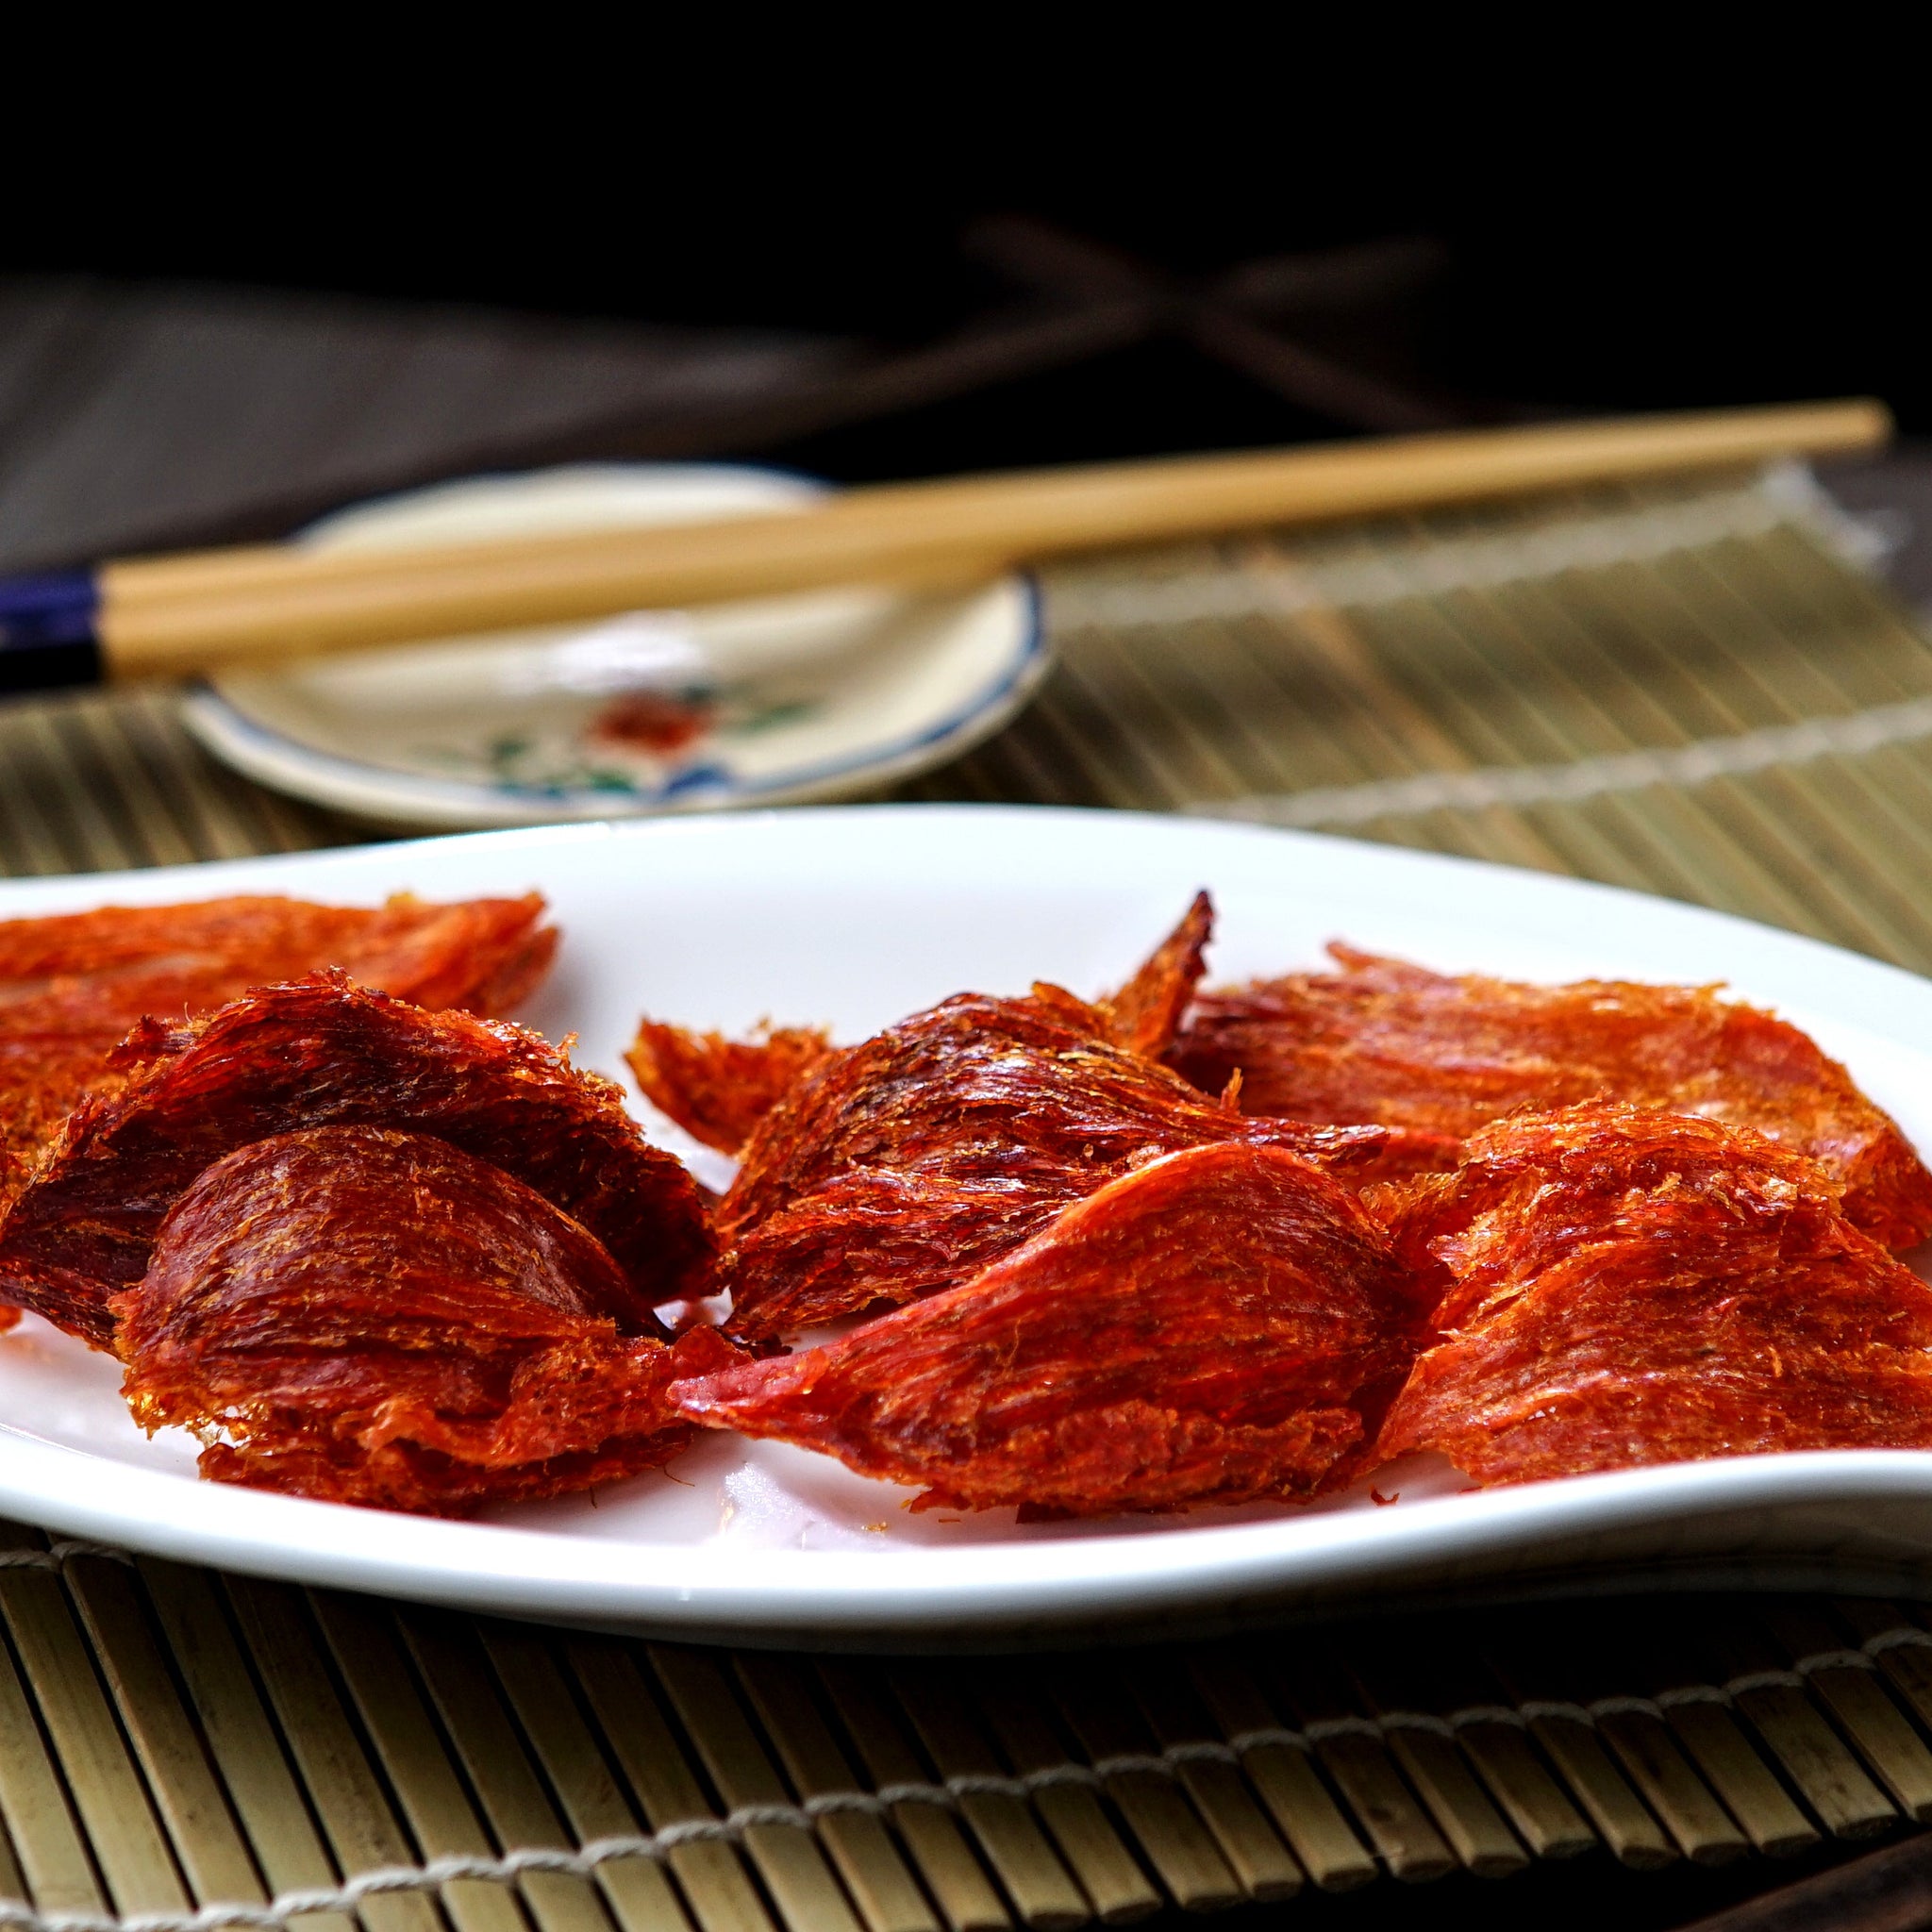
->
[179,465,1050,830]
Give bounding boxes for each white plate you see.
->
[8,806,1932,1649]
[179,466,1045,830]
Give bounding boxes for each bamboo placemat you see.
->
[8,459,1932,1926]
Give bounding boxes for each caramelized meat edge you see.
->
[1172,945,1932,1248]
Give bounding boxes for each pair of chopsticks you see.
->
[0,399,1890,692]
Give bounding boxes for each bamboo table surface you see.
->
[14,425,1932,1926]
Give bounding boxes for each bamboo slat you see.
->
[643,1646,863,1932]
[1621,1631,1820,1861]
[398,1611,619,1932]
[0,1572,105,1914]
[1758,1607,1932,1825]
[1344,1642,1588,1865]
[308,1590,527,1932]
[136,1559,354,1932]
[221,1577,441,1932]
[965,1674,1158,1924]
[810,1661,1011,1932]
[1124,1667,1305,1900]
[0,1532,186,1914]
[476,1628,696,1932]
[732,1654,939,1932]
[1701,1625,1898,1840]
[1045,1672,1242,1912]
[1180,1652,1375,1890]
[62,1555,264,1907]
[883,1670,1087,1930]
[561,1638,775,1932]
[1837,1604,1932,1746]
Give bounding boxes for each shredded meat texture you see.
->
[0,891,556,1198]
[624,894,1214,1162]
[115,1127,739,1513]
[626,1019,836,1155]
[677,1141,1421,1514]
[1098,891,1215,1060]
[1374,1103,1932,1486]
[0,972,713,1350]
[717,982,1457,1341]
[1171,945,1932,1249]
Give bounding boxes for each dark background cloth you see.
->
[8,31,1926,485]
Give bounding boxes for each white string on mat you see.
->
[1189,692,1932,830]
[1862,1624,1932,1656]
[0,1643,1908,1932]
[0,1541,134,1572]
[1048,462,1891,635]
[4,1592,1925,1925]
[0,1759,1273,1932]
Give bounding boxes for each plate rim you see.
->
[10,803,1932,1641]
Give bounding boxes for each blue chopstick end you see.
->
[1,570,103,693]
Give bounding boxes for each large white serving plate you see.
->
[8,805,1932,1649]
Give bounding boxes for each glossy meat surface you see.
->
[1099,891,1214,1060]
[678,1141,1420,1513]
[1374,1103,1932,1484]
[719,983,1454,1340]
[622,893,1212,1163]
[627,1020,835,1155]
[0,972,712,1349]
[117,1126,737,1513]
[0,891,555,1195]
[1172,945,1932,1248]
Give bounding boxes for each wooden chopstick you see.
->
[90,399,1889,678]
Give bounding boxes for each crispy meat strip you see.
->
[1171,945,1932,1249]
[0,972,712,1350]
[1374,1103,1932,1485]
[626,1020,836,1155]
[0,891,556,1196]
[719,982,1455,1341]
[622,892,1214,1164]
[1098,891,1215,1060]
[116,1126,737,1514]
[677,1141,1421,1514]
[624,893,1217,1165]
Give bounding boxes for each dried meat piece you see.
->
[1374,1103,1932,1486]
[0,971,712,1349]
[1172,946,1932,1249]
[622,892,1212,1158]
[0,891,556,1195]
[720,982,1455,1340]
[626,1019,835,1155]
[1099,891,1214,1060]
[115,1126,738,1513]
[677,1141,1421,1514]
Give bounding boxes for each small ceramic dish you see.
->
[179,465,1045,829]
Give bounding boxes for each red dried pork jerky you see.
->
[1374,1103,1932,1485]
[1097,891,1214,1060]
[1172,947,1932,1249]
[624,892,1216,1163]
[719,982,1454,1341]
[0,972,713,1349]
[678,1141,1421,1514]
[0,891,556,1194]
[116,1127,737,1513]
[626,1020,835,1155]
